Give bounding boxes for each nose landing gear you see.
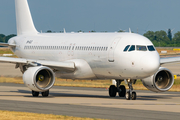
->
[126,79,137,100]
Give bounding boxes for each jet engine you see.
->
[142,67,174,92]
[23,66,55,92]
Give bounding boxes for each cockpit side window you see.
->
[128,45,135,51]
[123,45,130,51]
[136,45,147,51]
[147,45,155,51]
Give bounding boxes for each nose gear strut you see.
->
[126,79,137,100]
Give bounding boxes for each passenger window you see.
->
[123,45,130,51]
[147,45,155,51]
[128,45,135,51]
[136,45,147,51]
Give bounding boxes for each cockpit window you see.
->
[128,45,135,51]
[123,45,130,51]
[136,45,147,51]
[147,45,155,51]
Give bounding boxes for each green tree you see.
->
[118,30,125,32]
[172,31,180,46]
[0,34,5,38]
[0,34,6,43]
[154,30,170,47]
[154,30,169,41]
[167,29,172,41]
[47,30,52,33]
[143,30,171,47]
[0,37,4,43]
[78,30,84,33]
[5,34,16,43]
[143,31,155,41]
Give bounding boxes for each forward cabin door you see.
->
[108,38,120,62]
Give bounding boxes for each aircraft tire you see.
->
[126,91,130,100]
[132,91,136,100]
[118,85,126,97]
[32,90,39,97]
[109,85,117,97]
[42,90,49,97]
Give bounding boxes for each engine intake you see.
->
[142,67,174,92]
[23,66,55,92]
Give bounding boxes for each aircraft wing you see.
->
[0,42,16,47]
[160,57,180,65]
[0,57,75,72]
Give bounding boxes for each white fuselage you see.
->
[9,32,160,80]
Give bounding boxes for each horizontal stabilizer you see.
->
[0,43,16,47]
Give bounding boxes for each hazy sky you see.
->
[0,0,180,35]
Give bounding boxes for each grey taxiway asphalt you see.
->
[0,63,180,120]
[1,83,180,120]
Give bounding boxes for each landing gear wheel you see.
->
[126,91,130,100]
[32,90,39,97]
[41,90,49,97]
[118,85,126,97]
[109,85,117,97]
[131,91,136,100]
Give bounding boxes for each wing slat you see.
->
[0,57,75,72]
[160,57,180,65]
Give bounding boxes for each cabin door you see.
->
[108,38,120,62]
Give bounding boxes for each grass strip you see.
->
[0,48,14,54]
[0,110,106,120]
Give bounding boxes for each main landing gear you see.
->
[32,90,49,97]
[109,80,126,98]
[109,79,137,100]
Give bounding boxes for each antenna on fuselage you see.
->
[129,28,132,33]
[64,28,66,33]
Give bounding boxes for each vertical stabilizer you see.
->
[15,0,38,35]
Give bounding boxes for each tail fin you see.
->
[15,0,38,35]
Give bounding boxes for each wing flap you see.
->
[36,60,75,71]
[0,57,75,72]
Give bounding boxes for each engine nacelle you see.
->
[142,67,174,92]
[23,66,55,92]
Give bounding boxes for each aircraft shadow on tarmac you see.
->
[4,89,178,101]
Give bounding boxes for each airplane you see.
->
[0,0,178,100]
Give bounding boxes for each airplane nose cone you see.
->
[141,53,160,75]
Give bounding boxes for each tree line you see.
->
[143,29,180,47]
[1,29,180,47]
[0,34,16,43]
